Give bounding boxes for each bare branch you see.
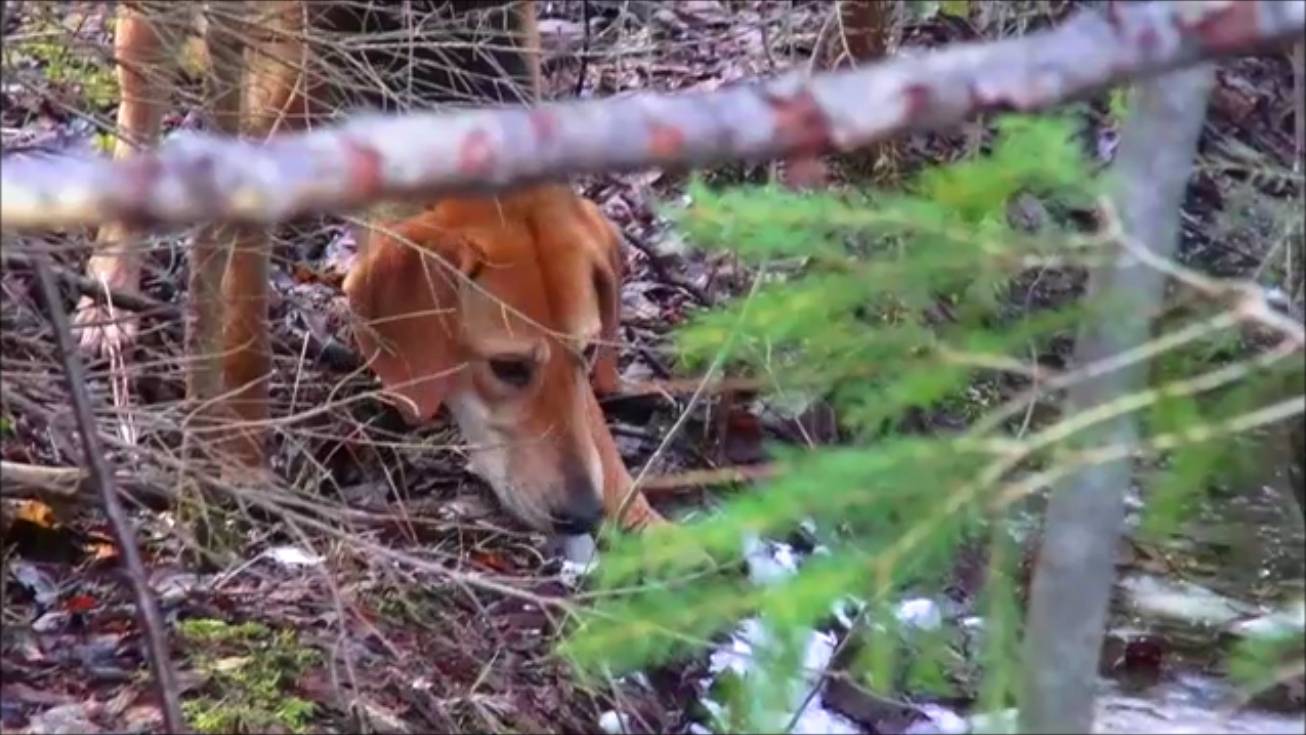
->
[1018,59,1217,734]
[3,0,1302,231]
[0,460,85,498]
[30,254,187,734]
[2,250,362,372]
[0,458,172,505]
[2,250,175,315]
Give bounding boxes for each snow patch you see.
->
[558,533,598,587]
[264,545,324,568]
[895,598,943,632]
[598,710,634,734]
[694,528,863,734]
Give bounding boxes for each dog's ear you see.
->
[343,214,482,424]
[578,200,624,395]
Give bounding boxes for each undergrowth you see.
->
[178,618,319,735]
[562,113,1304,731]
[2,13,118,110]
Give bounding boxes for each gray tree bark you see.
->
[2,1,1299,232]
[1018,65,1216,733]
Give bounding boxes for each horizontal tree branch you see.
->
[0,458,175,506]
[3,0,1302,231]
[0,459,86,498]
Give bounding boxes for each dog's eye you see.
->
[489,358,534,387]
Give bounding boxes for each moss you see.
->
[22,44,117,110]
[94,131,117,155]
[179,36,210,79]
[178,618,320,734]
[6,16,119,110]
[1108,85,1132,122]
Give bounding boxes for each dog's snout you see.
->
[551,453,604,534]
[552,489,602,535]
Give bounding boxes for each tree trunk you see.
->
[1018,64,1215,733]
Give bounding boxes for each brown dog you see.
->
[73,1,661,534]
[344,187,661,532]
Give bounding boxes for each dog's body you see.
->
[76,1,661,533]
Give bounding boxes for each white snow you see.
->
[263,545,324,567]
[695,530,864,733]
[895,597,943,632]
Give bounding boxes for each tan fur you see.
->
[344,186,660,531]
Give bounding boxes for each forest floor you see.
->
[1,1,1302,733]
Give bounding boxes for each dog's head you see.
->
[343,185,628,534]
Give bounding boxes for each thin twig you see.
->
[621,233,712,306]
[978,339,1299,459]
[989,395,1306,510]
[968,309,1245,437]
[31,254,187,733]
[1105,205,1306,345]
[613,375,768,399]
[575,0,591,98]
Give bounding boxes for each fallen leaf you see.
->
[9,560,57,605]
[62,594,97,614]
[470,550,514,573]
[15,500,56,528]
[354,698,410,735]
[22,703,101,734]
[213,656,251,673]
[85,542,117,562]
[0,681,74,706]
[292,263,323,284]
[121,705,162,733]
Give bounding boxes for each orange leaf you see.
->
[292,264,322,284]
[86,541,119,562]
[16,500,56,528]
[470,550,513,573]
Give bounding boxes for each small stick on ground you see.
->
[640,464,776,495]
[614,376,768,399]
[31,253,187,734]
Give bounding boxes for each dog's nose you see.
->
[552,450,604,534]
[552,489,603,535]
